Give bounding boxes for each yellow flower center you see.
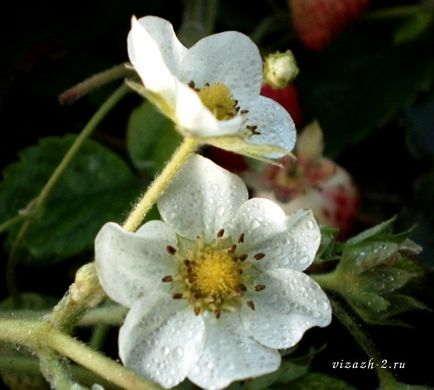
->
[190,248,241,298]
[162,232,267,318]
[196,83,237,121]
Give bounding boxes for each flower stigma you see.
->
[163,231,267,318]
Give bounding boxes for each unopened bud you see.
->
[70,263,105,308]
[263,50,299,89]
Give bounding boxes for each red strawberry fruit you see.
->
[289,0,370,50]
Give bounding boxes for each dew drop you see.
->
[306,220,314,229]
[319,301,329,311]
[173,347,184,358]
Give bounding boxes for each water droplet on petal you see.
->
[173,347,184,358]
[319,301,329,310]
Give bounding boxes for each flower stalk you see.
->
[0,318,161,390]
[122,136,200,232]
[330,299,398,390]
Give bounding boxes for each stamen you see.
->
[161,275,173,283]
[254,253,266,260]
[217,229,225,238]
[228,244,237,254]
[255,284,266,292]
[238,254,248,262]
[247,300,256,310]
[247,125,261,135]
[238,233,245,243]
[166,245,177,255]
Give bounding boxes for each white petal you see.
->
[94,221,177,307]
[188,314,280,390]
[175,82,243,137]
[181,31,262,109]
[243,96,296,158]
[119,295,205,389]
[158,155,248,243]
[230,200,320,271]
[242,269,331,349]
[128,16,186,106]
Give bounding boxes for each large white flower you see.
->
[127,16,296,159]
[95,155,331,390]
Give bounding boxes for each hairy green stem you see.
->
[39,349,86,390]
[0,215,25,234]
[331,299,397,389]
[0,304,127,326]
[59,64,134,104]
[312,271,341,293]
[5,84,130,297]
[89,324,110,350]
[122,137,200,232]
[0,319,161,390]
[0,354,109,387]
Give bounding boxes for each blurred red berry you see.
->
[289,0,370,50]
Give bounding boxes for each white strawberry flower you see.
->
[95,155,331,390]
[127,16,296,160]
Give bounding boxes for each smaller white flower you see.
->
[127,16,296,160]
[95,155,331,390]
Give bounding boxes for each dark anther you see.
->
[217,229,225,238]
[255,284,266,292]
[228,244,237,254]
[188,80,195,88]
[214,309,221,319]
[161,275,173,283]
[166,245,177,255]
[194,306,201,316]
[238,254,248,262]
[240,109,249,114]
[172,293,183,299]
[254,253,266,260]
[238,233,245,243]
[247,300,255,310]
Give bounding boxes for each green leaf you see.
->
[0,135,140,264]
[277,373,356,390]
[315,226,340,263]
[346,217,396,246]
[394,10,433,45]
[126,101,182,174]
[297,25,434,156]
